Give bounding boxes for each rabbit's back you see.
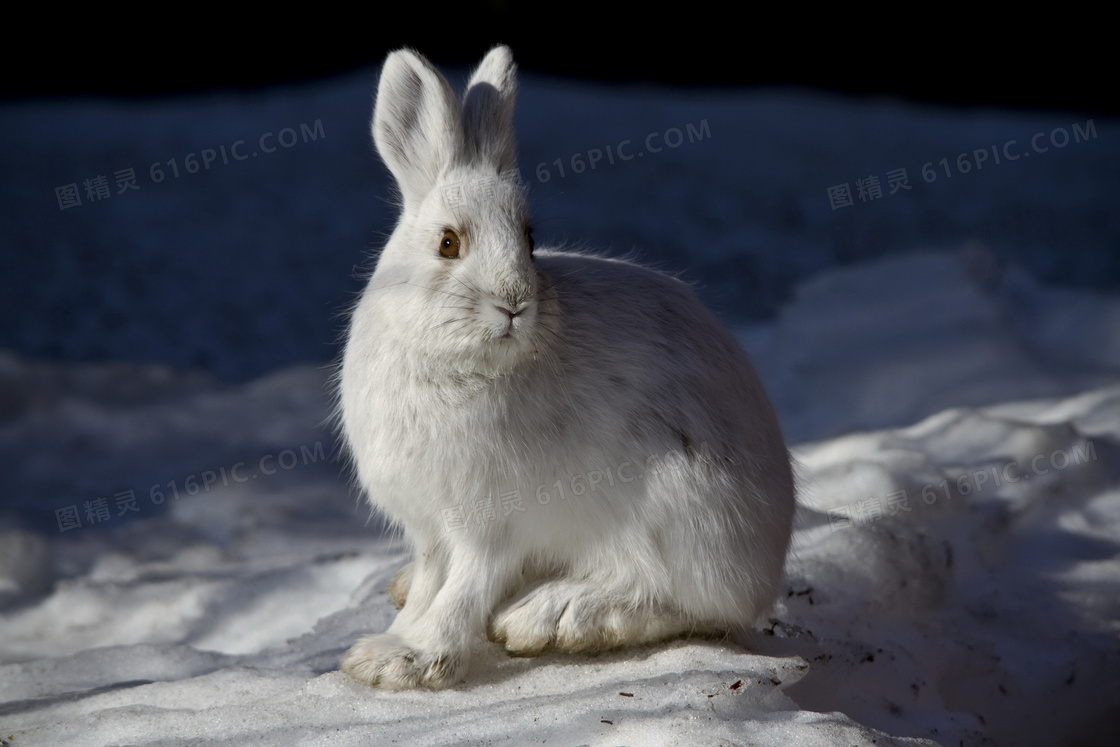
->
[535,250,789,468]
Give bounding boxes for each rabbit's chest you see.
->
[352,362,545,468]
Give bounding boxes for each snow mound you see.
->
[1,344,1117,743]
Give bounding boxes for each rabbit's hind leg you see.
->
[488,577,704,656]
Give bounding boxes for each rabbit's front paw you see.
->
[340,633,464,690]
[489,580,689,656]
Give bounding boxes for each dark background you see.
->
[1,8,1113,383]
[6,8,1112,116]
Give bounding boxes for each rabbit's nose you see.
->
[496,301,528,319]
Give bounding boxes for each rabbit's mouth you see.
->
[469,330,539,376]
[491,325,522,345]
[496,316,515,340]
[485,300,530,341]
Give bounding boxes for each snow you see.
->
[1,62,1119,746]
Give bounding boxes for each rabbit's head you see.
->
[368,46,553,375]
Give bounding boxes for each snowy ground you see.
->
[2,61,1119,745]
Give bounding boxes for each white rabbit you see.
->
[338,45,795,690]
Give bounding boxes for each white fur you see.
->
[338,46,795,690]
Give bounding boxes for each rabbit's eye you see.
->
[439,229,461,259]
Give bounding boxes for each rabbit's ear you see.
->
[462,45,518,173]
[373,49,464,211]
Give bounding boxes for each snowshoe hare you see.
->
[338,45,795,689]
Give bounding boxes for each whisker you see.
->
[433,316,472,329]
[447,271,484,299]
[429,317,473,333]
[370,279,474,303]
